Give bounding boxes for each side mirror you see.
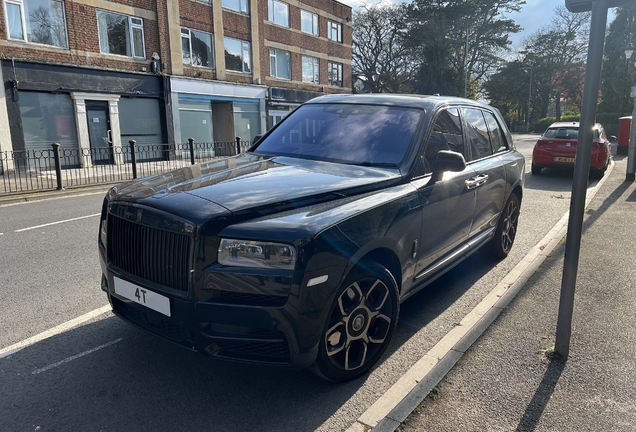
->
[609,135,617,143]
[429,150,466,184]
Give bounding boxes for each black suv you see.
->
[98,94,524,382]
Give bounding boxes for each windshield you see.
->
[253,103,423,167]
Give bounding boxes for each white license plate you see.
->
[554,157,575,162]
[113,277,171,317]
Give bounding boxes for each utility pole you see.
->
[555,0,608,358]
[464,29,469,98]
[527,65,533,132]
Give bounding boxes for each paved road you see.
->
[0,134,604,431]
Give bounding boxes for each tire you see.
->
[310,261,399,382]
[531,163,542,175]
[590,158,609,180]
[487,193,520,259]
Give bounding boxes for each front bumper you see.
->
[100,256,343,370]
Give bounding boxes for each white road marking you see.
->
[14,213,100,232]
[0,305,112,359]
[32,338,123,375]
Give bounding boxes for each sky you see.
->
[339,0,619,49]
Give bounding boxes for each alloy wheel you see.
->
[501,198,519,254]
[324,277,393,371]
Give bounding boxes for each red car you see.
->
[531,122,611,179]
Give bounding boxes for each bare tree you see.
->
[521,6,590,120]
[352,4,414,93]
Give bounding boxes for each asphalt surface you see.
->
[400,154,636,431]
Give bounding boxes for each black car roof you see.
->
[305,93,495,111]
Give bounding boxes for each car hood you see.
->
[109,153,402,221]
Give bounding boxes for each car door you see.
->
[411,107,477,277]
[461,107,507,239]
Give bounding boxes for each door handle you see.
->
[465,174,489,190]
[107,130,112,144]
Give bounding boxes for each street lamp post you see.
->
[371,69,380,93]
[527,64,533,132]
[625,43,636,181]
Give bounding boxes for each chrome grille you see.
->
[108,214,192,293]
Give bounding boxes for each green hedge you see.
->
[532,113,622,133]
[596,112,623,125]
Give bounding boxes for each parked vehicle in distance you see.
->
[98,94,525,382]
[531,122,611,179]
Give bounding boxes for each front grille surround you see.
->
[107,205,194,296]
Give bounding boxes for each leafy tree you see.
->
[599,5,636,115]
[552,62,586,112]
[405,0,524,97]
[483,60,529,126]
[352,4,413,93]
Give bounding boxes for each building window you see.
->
[302,56,319,83]
[5,0,68,48]
[181,28,214,68]
[327,20,342,42]
[328,61,343,87]
[268,0,289,27]
[270,48,291,80]
[222,0,248,14]
[20,91,78,154]
[224,37,251,73]
[97,10,145,58]
[300,10,318,36]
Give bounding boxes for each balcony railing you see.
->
[0,138,254,195]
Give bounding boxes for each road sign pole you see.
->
[555,0,608,358]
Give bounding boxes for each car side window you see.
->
[421,108,464,174]
[483,111,508,153]
[461,108,492,161]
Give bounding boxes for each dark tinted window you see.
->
[483,111,507,153]
[462,108,492,161]
[422,108,464,173]
[254,103,423,167]
[544,127,578,139]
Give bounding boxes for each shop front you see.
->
[170,78,266,154]
[1,60,166,167]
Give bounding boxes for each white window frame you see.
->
[328,61,343,87]
[302,55,319,84]
[268,0,289,27]
[300,10,319,36]
[327,20,342,43]
[224,37,252,73]
[270,48,291,80]
[5,0,69,48]
[181,28,214,68]
[222,0,249,14]
[97,10,146,59]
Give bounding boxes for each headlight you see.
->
[99,197,108,246]
[218,239,296,270]
[100,218,107,246]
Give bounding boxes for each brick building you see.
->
[0,0,351,164]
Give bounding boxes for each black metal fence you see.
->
[0,138,253,195]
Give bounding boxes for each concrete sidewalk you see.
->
[400,154,636,431]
